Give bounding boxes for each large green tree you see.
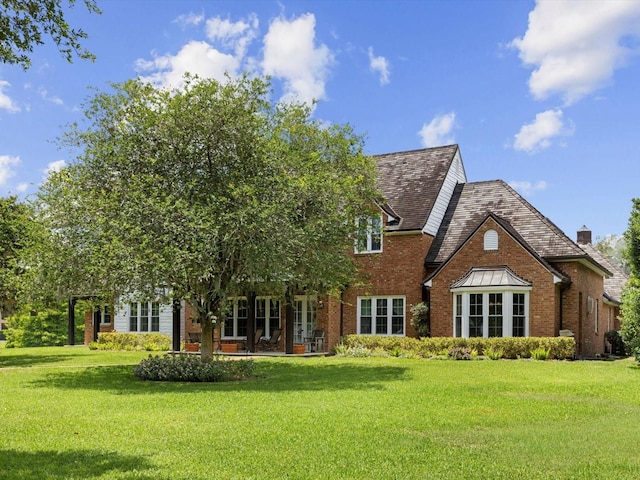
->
[0,0,100,69]
[0,196,36,319]
[621,198,640,360]
[28,74,379,358]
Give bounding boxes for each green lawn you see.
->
[1,346,639,479]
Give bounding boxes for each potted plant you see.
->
[221,343,238,353]
[183,342,199,352]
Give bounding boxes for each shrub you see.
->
[333,343,372,357]
[530,347,551,360]
[448,346,476,360]
[483,345,504,360]
[90,332,171,351]
[410,302,429,337]
[4,306,78,348]
[604,330,626,356]
[134,354,255,382]
[340,335,576,360]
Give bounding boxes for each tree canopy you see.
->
[0,196,36,318]
[28,74,379,357]
[0,0,100,69]
[621,198,640,361]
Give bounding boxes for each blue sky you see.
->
[1,0,639,241]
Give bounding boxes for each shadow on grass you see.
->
[28,360,408,394]
[0,449,155,480]
[0,352,94,369]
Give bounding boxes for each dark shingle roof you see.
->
[375,145,459,231]
[426,180,595,264]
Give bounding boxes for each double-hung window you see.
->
[129,302,160,332]
[357,296,405,335]
[355,214,383,254]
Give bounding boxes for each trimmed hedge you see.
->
[340,335,576,360]
[89,332,171,351]
[134,354,255,382]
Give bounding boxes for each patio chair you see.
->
[310,329,326,352]
[251,328,264,352]
[259,328,281,351]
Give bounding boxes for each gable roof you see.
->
[425,180,609,275]
[375,144,461,232]
[424,211,570,286]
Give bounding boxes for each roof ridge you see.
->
[373,144,458,158]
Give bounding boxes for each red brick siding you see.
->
[340,232,433,339]
[83,309,114,345]
[429,219,558,338]
[554,260,607,356]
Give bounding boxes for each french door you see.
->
[293,296,317,344]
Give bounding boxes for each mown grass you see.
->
[1,345,639,479]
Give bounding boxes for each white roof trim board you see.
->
[423,149,466,236]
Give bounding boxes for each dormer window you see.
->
[355,214,383,254]
[484,229,498,251]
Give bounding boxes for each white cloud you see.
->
[262,13,334,105]
[511,0,640,105]
[45,160,66,176]
[509,180,548,196]
[135,41,240,89]
[418,112,456,148]
[38,87,63,105]
[16,182,29,193]
[368,47,390,85]
[174,12,204,28]
[0,81,20,113]
[0,155,20,185]
[513,109,573,152]
[206,14,259,58]
[135,14,260,90]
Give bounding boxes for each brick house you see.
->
[82,144,624,356]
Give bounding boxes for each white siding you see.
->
[423,149,467,235]
[113,301,174,338]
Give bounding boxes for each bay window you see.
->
[452,291,529,338]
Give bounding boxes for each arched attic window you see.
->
[484,229,498,251]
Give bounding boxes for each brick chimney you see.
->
[577,225,592,245]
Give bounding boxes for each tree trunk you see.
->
[201,315,213,359]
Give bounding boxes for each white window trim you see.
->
[100,305,111,325]
[357,296,406,336]
[452,289,530,338]
[223,298,248,340]
[484,229,498,251]
[355,214,383,254]
[293,295,317,344]
[129,301,160,332]
[223,296,281,340]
